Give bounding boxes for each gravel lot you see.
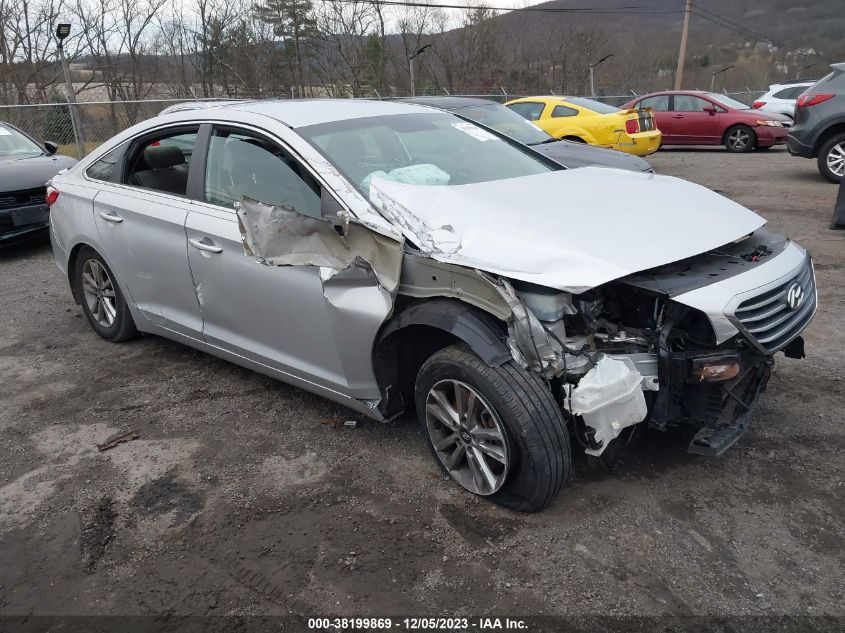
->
[1,146,843,623]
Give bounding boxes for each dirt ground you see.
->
[1,146,843,625]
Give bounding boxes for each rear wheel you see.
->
[724,125,756,152]
[818,133,845,183]
[74,246,138,342]
[415,345,570,512]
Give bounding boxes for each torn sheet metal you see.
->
[236,197,403,294]
[494,278,564,376]
[368,168,766,293]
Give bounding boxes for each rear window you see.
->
[562,97,619,114]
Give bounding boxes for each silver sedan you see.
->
[48,99,815,512]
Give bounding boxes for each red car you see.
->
[621,91,790,152]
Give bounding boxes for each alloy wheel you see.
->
[425,379,510,495]
[827,142,845,178]
[81,259,117,328]
[728,128,751,151]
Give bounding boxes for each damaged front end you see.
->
[489,231,816,458]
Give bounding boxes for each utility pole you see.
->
[55,23,86,158]
[408,44,432,97]
[674,0,692,91]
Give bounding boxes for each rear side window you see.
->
[508,101,545,121]
[638,95,670,111]
[204,129,321,217]
[125,129,199,196]
[773,87,803,99]
[551,105,578,118]
[86,146,123,181]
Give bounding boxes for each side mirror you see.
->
[703,106,717,116]
[43,141,59,155]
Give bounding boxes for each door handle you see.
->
[189,238,223,254]
[98,211,123,223]
[671,114,684,119]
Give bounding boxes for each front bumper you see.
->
[0,203,50,244]
[755,126,789,147]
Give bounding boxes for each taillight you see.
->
[751,101,765,109]
[625,119,639,134]
[796,93,834,107]
[46,186,59,206]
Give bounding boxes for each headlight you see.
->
[756,120,783,127]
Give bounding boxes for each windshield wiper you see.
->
[529,137,560,146]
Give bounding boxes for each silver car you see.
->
[48,100,816,512]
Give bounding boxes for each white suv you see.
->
[753,81,815,122]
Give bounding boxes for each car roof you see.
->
[173,98,434,128]
[768,80,815,88]
[398,96,499,110]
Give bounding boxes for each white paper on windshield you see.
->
[0,126,11,135]
[451,121,498,142]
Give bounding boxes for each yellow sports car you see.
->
[505,96,662,157]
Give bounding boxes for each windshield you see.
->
[451,103,552,145]
[705,93,751,110]
[564,97,619,114]
[299,112,557,194]
[0,124,43,157]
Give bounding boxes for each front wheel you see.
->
[818,133,845,183]
[415,345,570,512]
[724,125,756,153]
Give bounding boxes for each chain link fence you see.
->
[0,89,767,160]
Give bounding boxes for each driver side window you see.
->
[204,129,321,218]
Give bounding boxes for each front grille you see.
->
[734,257,816,353]
[0,187,47,210]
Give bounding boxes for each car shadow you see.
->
[656,145,789,154]
[0,230,51,260]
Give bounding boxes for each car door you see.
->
[636,95,672,140]
[183,125,378,396]
[669,95,722,143]
[91,125,205,338]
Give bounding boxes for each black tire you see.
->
[562,136,587,144]
[817,133,845,184]
[724,124,756,153]
[415,344,570,512]
[74,246,138,342]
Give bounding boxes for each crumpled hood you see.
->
[369,167,765,292]
[0,154,77,192]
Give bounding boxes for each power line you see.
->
[692,4,813,56]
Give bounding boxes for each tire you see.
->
[817,133,845,184]
[74,246,138,342]
[562,136,587,144]
[724,125,756,153]
[415,344,570,512]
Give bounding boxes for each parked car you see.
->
[0,121,76,244]
[505,96,661,157]
[402,96,652,172]
[49,100,816,512]
[788,63,845,183]
[622,91,790,152]
[752,80,815,122]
